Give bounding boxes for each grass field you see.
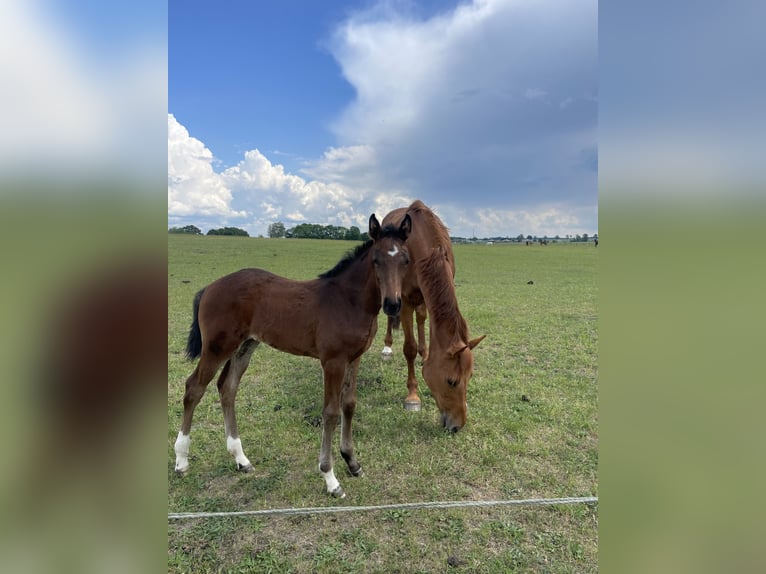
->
[168,235,598,573]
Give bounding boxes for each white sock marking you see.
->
[387,245,399,257]
[227,436,252,468]
[174,432,191,472]
[319,465,342,494]
[382,345,393,355]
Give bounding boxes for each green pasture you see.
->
[168,235,598,573]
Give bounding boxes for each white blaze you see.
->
[387,245,399,257]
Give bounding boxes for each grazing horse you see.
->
[174,214,412,498]
[381,200,484,432]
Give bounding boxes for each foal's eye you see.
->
[447,378,458,388]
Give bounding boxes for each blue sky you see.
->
[169,0,598,238]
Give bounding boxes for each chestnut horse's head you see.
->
[422,335,485,433]
[415,245,485,433]
[368,213,412,317]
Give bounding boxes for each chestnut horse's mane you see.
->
[408,200,465,344]
[407,200,452,249]
[416,247,468,346]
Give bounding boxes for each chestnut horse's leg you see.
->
[415,302,428,361]
[174,355,225,473]
[318,358,346,498]
[400,301,421,411]
[382,315,395,357]
[217,338,259,472]
[339,357,363,477]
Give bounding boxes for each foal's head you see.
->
[368,213,411,317]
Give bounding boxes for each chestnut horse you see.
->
[381,201,484,431]
[174,214,411,498]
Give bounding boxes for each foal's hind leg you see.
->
[400,302,421,411]
[174,357,225,473]
[340,357,363,477]
[217,338,259,472]
[319,358,346,498]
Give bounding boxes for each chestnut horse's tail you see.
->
[185,288,205,360]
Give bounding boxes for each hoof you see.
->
[330,486,346,499]
[404,400,422,412]
[174,465,189,475]
[351,466,364,478]
[381,346,394,359]
[237,463,255,473]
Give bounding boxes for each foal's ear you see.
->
[399,213,412,240]
[369,214,381,240]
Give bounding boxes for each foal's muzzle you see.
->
[383,297,401,317]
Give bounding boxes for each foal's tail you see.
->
[185,288,205,360]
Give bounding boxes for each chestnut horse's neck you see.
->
[416,247,469,349]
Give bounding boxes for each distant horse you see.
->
[174,214,412,498]
[381,201,484,432]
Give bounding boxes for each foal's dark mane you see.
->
[319,241,373,279]
[416,248,468,343]
[318,224,404,279]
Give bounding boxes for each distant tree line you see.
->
[207,227,249,237]
[168,225,250,236]
[269,222,366,241]
[172,221,597,243]
[168,225,202,235]
[451,232,597,244]
[170,222,366,241]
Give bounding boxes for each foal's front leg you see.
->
[340,357,363,477]
[382,315,395,357]
[319,359,346,498]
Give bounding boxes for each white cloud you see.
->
[435,202,593,239]
[168,0,597,237]
[169,112,596,236]
[169,116,409,235]
[168,114,246,218]
[324,0,597,224]
[221,147,381,233]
